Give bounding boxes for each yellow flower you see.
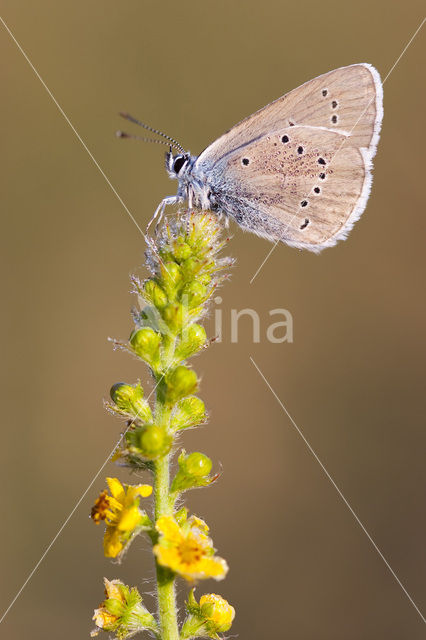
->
[91,478,152,558]
[199,594,235,632]
[153,514,228,581]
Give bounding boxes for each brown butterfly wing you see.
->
[207,125,367,251]
[195,63,382,250]
[198,64,382,163]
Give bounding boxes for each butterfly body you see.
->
[160,63,383,252]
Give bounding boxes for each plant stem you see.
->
[154,452,179,640]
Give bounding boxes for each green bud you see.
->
[173,240,192,262]
[110,382,136,409]
[181,281,207,308]
[130,327,161,368]
[144,279,168,309]
[139,424,171,458]
[171,451,213,493]
[162,303,186,332]
[181,256,201,278]
[110,382,152,422]
[175,324,207,362]
[165,366,198,404]
[182,452,212,477]
[170,396,206,431]
[161,261,182,294]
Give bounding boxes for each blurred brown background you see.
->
[1,1,425,638]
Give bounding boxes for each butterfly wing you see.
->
[204,125,366,250]
[198,63,382,163]
[194,63,383,250]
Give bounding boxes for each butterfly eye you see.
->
[331,115,338,124]
[173,156,186,174]
[319,172,326,180]
[332,100,338,108]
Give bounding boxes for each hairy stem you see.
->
[154,443,179,638]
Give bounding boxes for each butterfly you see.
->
[120,63,383,252]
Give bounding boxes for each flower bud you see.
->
[173,239,192,262]
[181,281,208,308]
[130,327,161,368]
[182,452,212,477]
[175,324,207,361]
[91,578,158,638]
[199,594,235,633]
[162,302,186,332]
[110,382,152,422]
[138,424,172,459]
[143,279,168,309]
[181,256,201,278]
[181,590,235,640]
[171,451,213,494]
[165,366,198,404]
[161,261,182,294]
[170,396,206,431]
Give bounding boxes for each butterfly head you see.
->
[166,150,191,180]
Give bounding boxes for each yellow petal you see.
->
[136,484,153,498]
[103,527,123,558]
[197,556,229,580]
[189,529,212,550]
[92,607,117,629]
[118,505,141,532]
[153,545,181,571]
[125,483,152,505]
[106,477,125,502]
[103,578,124,602]
[188,515,209,533]
[156,516,183,544]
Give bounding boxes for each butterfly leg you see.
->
[147,196,180,232]
[215,211,230,228]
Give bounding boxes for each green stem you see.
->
[151,292,189,638]
[162,333,176,369]
[154,450,179,640]
[154,453,173,519]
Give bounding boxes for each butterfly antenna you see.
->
[116,130,173,147]
[119,112,186,153]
